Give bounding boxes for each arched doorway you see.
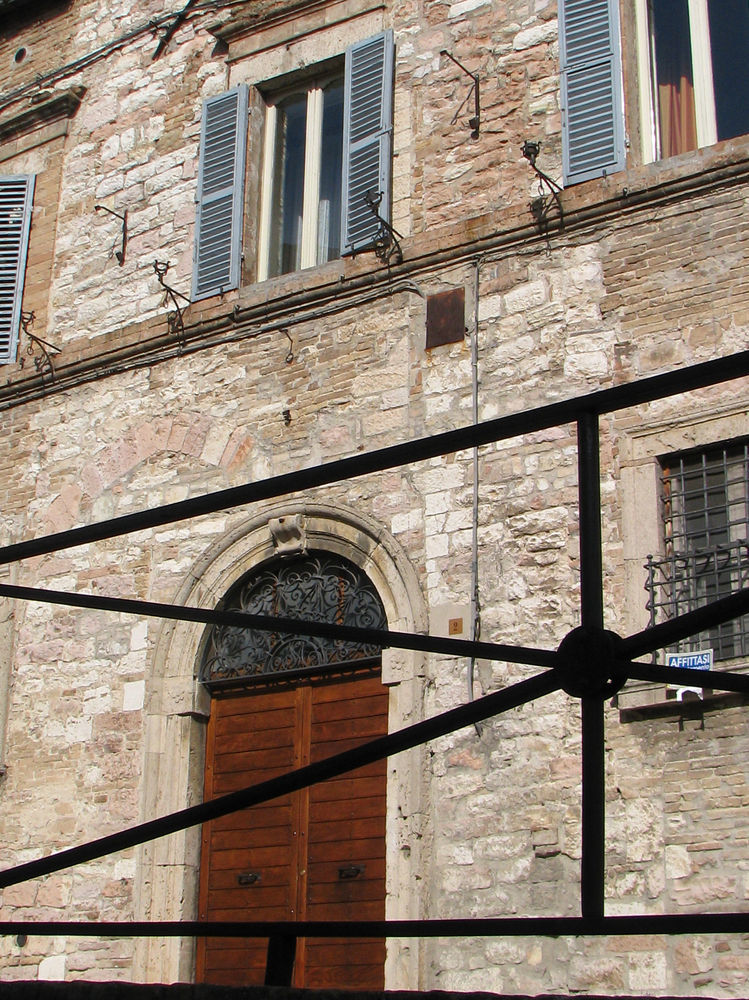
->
[195,552,389,989]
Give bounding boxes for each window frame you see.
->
[257,66,344,282]
[617,410,749,714]
[192,30,394,297]
[635,0,723,164]
[651,438,749,663]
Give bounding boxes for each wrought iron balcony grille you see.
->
[645,438,749,662]
[645,541,749,661]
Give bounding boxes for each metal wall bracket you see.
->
[94,204,128,265]
[521,140,564,233]
[154,260,190,347]
[363,191,404,266]
[440,50,480,138]
[18,310,60,383]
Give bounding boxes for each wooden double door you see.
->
[196,666,388,988]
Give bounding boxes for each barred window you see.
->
[645,439,749,661]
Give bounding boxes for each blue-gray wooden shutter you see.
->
[192,85,248,301]
[559,0,625,186]
[341,30,394,256]
[0,175,34,364]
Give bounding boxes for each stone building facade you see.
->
[0,0,748,993]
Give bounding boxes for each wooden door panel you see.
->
[302,672,387,990]
[305,940,385,967]
[212,801,293,833]
[199,668,387,990]
[306,896,384,920]
[211,747,296,779]
[307,879,384,906]
[208,861,291,891]
[307,835,384,864]
[203,942,270,967]
[308,855,385,886]
[208,901,293,920]
[216,689,298,715]
[308,815,385,844]
[309,793,386,823]
[311,691,390,721]
[197,687,299,985]
[304,941,386,990]
[215,705,294,752]
[311,675,386,702]
[311,734,388,758]
[313,773,384,800]
[202,940,271,987]
[209,822,295,851]
[205,842,295,870]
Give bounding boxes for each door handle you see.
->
[237,872,261,886]
[338,864,364,880]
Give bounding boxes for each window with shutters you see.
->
[637,0,749,162]
[558,0,626,186]
[257,31,393,282]
[192,86,248,302]
[0,175,34,365]
[192,30,393,299]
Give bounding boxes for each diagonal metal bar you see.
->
[0,352,746,568]
[576,412,606,920]
[0,670,561,889]
[0,583,557,670]
[625,661,749,694]
[622,588,749,659]
[3,912,749,939]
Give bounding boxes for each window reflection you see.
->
[269,92,307,277]
[319,80,344,263]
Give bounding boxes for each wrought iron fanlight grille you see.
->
[199,553,386,688]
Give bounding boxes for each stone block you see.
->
[38,955,66,981]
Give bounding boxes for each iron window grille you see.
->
[645,439,749,661]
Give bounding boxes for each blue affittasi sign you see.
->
[666,649,713,671]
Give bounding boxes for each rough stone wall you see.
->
[393,0,562,238]
[0,0,747,995]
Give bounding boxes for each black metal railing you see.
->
[1,350,749,987]
[645,539,749,661]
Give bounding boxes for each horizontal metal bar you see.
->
[0,583,558,670]
[2,913,749,938]
[623,588,749,658]
[0,351,746,567]
[203,655,383,691]
[0,670,561,889]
